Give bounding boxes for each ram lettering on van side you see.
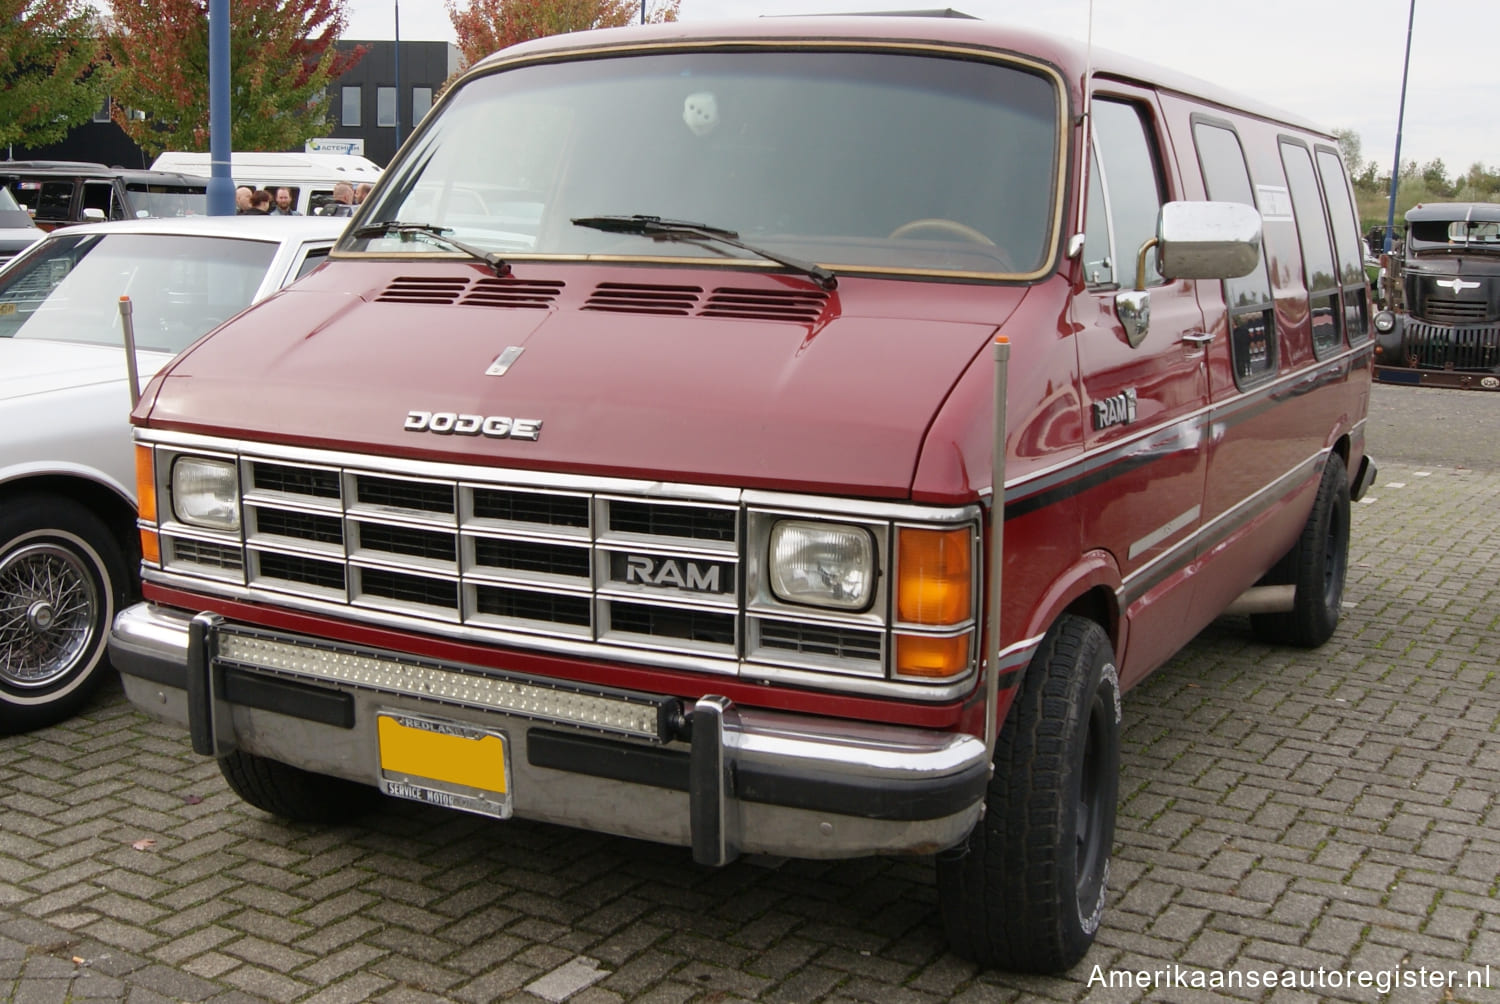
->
[404,410,542,440]
[1092,389,1137,430]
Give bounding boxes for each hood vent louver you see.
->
[375,277,830,323]
[376,276,470,304]
[583,282,703,315]
[378,276,564,308]
[701,287,829,323]
[463,277,564,309]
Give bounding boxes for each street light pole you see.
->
[394,0,403,151]
[1383,0,1415,254]
[207,0,233,215]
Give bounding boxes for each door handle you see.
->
[1181,331,1215,346]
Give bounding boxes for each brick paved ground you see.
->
[2,458,1497,1004]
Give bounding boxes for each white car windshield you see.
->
[0,232,277,353]
[353,49,1062,277]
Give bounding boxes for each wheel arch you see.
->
[1018,549,1124,659]
[0,470,141,594]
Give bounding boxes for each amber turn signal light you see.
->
[895,632,971,679]
[134,443,156,523]
[896,526,972,625]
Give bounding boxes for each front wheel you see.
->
[0,496,128,734]
[937,615,1121,973]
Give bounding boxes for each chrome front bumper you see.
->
[111,602,990,864]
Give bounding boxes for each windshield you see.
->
[0,232,277,353]
[353,49,1062,277]
[1408,217,1500,252]
[125,183,209,219]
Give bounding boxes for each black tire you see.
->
[219,749,382,823]
[937,615,1121,973]
[0,495,128,734]
[1251,453,1350,648]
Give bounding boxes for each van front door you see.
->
[1075,95,1210,688]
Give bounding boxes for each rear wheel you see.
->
[1252,453,1349,648]
[937,615,1121,973]
[219,749,381,823]
[0,496,128,734]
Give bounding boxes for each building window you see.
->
[377,86,397,128]
[413,87,433,124]
[341,86,361,127]
[93,97,112,123]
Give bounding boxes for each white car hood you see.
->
[0,339,175,401]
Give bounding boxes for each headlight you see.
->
[171,456,240,530]
[1373,310,1396,334]
[768,520,875,611]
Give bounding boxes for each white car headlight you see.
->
[171,456,240,530]
[1373,310,1396,334]
[768,520,875,611]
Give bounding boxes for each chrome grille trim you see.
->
[143,433,981,700]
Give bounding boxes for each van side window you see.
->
[1194,122,1277,385]
[1315,148,1371,343]
[1086,100,1165,289]
[1280,142,1341,358]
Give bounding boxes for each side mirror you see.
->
[1117,201,1262,349]
[1155,201,1262,281]
[81,207,107,222]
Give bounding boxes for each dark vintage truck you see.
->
[1374,202,1500,389]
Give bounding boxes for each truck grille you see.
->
[1403,321,1500,371]
[1417,297,1495,325]
[146,445,979,695]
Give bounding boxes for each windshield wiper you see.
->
[351,222,510,276]
[572,215,837,290]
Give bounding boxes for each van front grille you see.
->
[151,446,980,696]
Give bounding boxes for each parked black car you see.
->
[0,160,208,231]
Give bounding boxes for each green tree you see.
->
[446,0,679,71]
[1420,157,1453,198]
[1332,128,1365,176]
[105,0,363,157]
[0,0,110,149]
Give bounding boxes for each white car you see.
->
[0,215,346,732]
[0,186,43,266]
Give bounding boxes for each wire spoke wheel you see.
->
[0,495,128,734]
[0,542,100,689]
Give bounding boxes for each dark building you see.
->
[6,40,460,170]
[324,40,462,166]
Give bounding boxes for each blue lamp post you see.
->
[1383,0,1416,253]
[207,0,233,215]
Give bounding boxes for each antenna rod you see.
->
[1072,0,1095,243]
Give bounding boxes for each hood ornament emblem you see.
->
[1435,277,1480,293]
[486,346,524,376]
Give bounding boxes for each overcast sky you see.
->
[343,0,1498,175]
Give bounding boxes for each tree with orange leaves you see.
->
[104,0,364,156]
[446,0,679,70]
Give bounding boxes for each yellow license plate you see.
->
[376,712,511,818]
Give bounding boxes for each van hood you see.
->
[0,339,173,401]
[146,268,1025,496]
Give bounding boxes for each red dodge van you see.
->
[109,16,1376,972]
